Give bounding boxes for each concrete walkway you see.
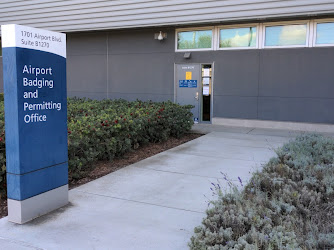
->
[0,125,307,250]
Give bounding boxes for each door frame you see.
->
[200,62,214,124]
[174,62,214,124]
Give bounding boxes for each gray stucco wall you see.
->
[174,47,334,124]
[258,48,334,123]
[66,28,175,102]
[67,32,108,99]
[107,28,175,102]
[1,27,334,124]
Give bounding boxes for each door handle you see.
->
[195,92,199,100]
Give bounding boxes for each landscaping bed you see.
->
[189,134,334,249]
[69,133,201,188]
[0,97,196,218]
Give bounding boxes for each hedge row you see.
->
[0,98,194,198]
[190,134,334,249]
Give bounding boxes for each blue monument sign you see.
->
[1,24,68,224]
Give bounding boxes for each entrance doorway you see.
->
[175,63,213,123]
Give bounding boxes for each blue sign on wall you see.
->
[2,24,68,203]
[179,80,197,88]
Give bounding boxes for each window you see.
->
[264,23,308,47]
[219,26,257,49]
[175,19,334,51]
[315,22,334,45]
[177,29,213,50]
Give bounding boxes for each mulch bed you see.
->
[0,133,202,219]
[0,199,6,219]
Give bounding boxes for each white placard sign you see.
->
[203,86,210,96]
[203,78,210,85]
[203,68,210,77]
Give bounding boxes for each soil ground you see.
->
[0,133,202,220]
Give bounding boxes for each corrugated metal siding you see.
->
[0,0,334,32]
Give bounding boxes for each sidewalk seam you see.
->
[203,130,296,139]
[174,142,277,150]
[0,236,43,250]
[132,165,261,181]
[73,190,206,215]
[246,128,255,134]
[168,151,270,163]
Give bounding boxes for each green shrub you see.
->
[0,98,194,197]
[67,98,193,179]
[189,134,334,249]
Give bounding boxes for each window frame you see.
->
[175,26,215,52]
[217,23,260,50]
[312,18,334,47]
[262,20,310,49]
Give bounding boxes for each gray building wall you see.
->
[0,1,334,32]
[1,27,334,124]
[175,47,334,124]
[66,28,175,102]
